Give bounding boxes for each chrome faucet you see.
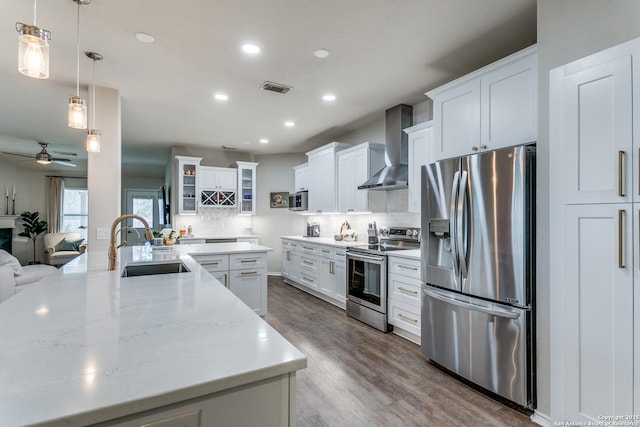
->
[108,214,154,271]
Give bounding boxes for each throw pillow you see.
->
[56,238,84,252]
[0,249,24,276]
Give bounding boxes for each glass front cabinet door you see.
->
[237,161,258,215]
[176,156,202,215]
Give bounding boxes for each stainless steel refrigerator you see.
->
[420,144,535,409]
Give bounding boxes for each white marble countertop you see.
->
[0,243,305,427]
[281,235,357,249]
[177,234,260,242]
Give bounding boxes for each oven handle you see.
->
[423,288,520,319]
[346,252,385,264]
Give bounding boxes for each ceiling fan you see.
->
[3,142,77,167]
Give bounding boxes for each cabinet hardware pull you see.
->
[223,273,228,287]
[201,261,219,266]
[480,144,487,150]
[302,246,313,250]
[302,261,314,266]
[619,209,625,269]
[398,265,418,271]
[398,287,418,295]
[618,150,626,197]
[302,276,314,282]
[240,271,258,276]
[240,259,257,263]
[471,146,478,151]
[329,260,334,274]
[398,313,418,323]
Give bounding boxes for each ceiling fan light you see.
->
[35,150,51,165]
[86,129,100,153]
[16,23,50,79]
[68,96,87,129]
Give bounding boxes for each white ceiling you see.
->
[0,0,536,175]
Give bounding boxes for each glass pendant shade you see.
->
[17,24,50,79]
[68,96,87,129]
[86,129,100,153]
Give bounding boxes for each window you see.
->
[131,196,155,229]
[62,188,88,240]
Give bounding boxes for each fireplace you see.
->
[0,228,12,253]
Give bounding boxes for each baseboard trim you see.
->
[530,411,550,427]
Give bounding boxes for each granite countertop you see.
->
[281,235,357,249]
[0,243,305,426]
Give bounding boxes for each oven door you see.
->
[346,251,387,313]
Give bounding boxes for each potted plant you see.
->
[163,230,177,246]
[18,211,48,264]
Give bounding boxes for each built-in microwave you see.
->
[289,190,308,211]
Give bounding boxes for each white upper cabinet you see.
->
[293,163,309,192]
[198,166,237,208]
[405,122,433,213]
[175,156,202,215]
[306,142,350,213]
[237,161,258,215]
[337,142,385,213]
[428,45,537,161]
[561,56,633,205]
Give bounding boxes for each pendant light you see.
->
[16,0,51,79]
[67,0,89,130]
[85,51,102,153]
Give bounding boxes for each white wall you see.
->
[537,0,640,420]
[251,153,307,273]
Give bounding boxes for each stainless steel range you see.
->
[346,226,420,332]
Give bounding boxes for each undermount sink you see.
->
[121,261,190,277]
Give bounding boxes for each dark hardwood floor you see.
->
[264,276,537,427]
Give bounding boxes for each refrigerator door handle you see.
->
[457,170,468,278]
[423,288,521,320]
[450,170,461,276]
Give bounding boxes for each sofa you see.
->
[43,232,87,266]
[0,250,58,303]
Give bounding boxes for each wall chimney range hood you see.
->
[358,104,413,191]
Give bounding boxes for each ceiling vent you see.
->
[261,81,292,94]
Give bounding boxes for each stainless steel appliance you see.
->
[289,190,308,211]
[347,226,420,332]
[421,144,535,409]
[305,222,320,237]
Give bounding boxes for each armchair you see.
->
[0,250,57,303]
[43,232,87,266]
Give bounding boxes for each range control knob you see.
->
[380,228,389,237]
[406,229,412,236]
[412,229,419,237]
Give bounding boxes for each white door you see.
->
[125,189,160,245]
[560,203,633,421]
[562,56,632,205]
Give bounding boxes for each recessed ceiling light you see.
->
[242,43,261,54]
[135,32,155,43]
[214,93,228,101]
[244,141,251,145]
[314,49,330,58]
[259,138,269,144]
[323,94,336,101]
[284,121,295,127]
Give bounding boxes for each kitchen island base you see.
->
[90,373,297,427]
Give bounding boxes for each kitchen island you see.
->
[0,243,306,427]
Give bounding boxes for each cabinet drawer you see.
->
[388,299,421,336]
[298,270,319,289]
[299,255,320,272]
[229,252,267,270]
[319,246,333,258]
[388,273,421,306]
[299,243,319,256]
[388,257,421,279]
[191,254,229,272]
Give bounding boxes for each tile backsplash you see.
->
[173,207,253,236]
[303,212,421,242]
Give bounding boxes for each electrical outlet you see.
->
[96,227,110,240]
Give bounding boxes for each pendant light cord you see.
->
[92,58,96,127]
[75,1,80,97]
[33,0,37,26]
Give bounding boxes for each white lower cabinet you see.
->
[387,255,421,342]
[281,238,347,308]
[192,252,267,316]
